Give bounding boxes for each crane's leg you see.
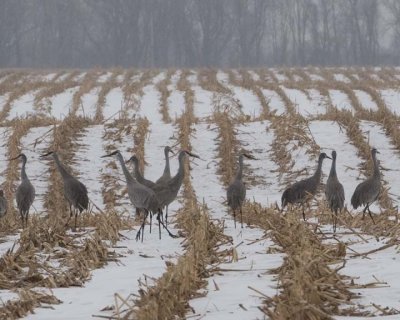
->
[240,207,243,228]
[165,205,169,226]
[65,204,73,228]
[333,209,337,233]
[136,210,149,242]
[149,212,152,234]
[25,211,29,228]
[74,210,79,231]
[157,210,162,240]
[366,205,376,224]
[233,209,237,228]
[362,205,368,219]
[157,214,177,239]
[302,205,306,221]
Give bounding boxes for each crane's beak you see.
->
[40,151,54,158]
[101,151,119,158]
[9,154,22,161]
[243,153,257,160]
[326,155,332,160]
[187,151,200,159]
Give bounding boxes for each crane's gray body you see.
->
[325,151,345,232]
[226,153,256,228]
[14,154,35,226]
[351,148,381,222]
[282,153,331,220]
[0,190,8,218]
[227,154,246,212]
[155,146,173,185]
[152,150,189,209]
[43,152,88,229]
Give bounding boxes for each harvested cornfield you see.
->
[1,68,400,319]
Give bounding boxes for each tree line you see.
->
[0,0,399,68]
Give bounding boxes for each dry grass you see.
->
[241,203,363,319]
[155,69,174,123]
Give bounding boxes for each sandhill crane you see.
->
[11,154,35,227]
[155,146,174,184]
[226,153,256,228]
[127,154,156,230]
[102,150,175,241]
[0,190,8,218]
[351,148,381,223]
[325,150,345,232]
[282,152,331,221]
[41,151,88,230]
[152,150,200,225]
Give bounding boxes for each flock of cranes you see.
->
[0,142,382,238]
[227,148,381,232]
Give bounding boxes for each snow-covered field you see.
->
[0,68,400,319]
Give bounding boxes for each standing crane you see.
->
[351,148,381,223]
[226,153,256,228]
[281,152,331,221]
[325,150,345,232]
[155,146,174,184]
[41,151,88,230]
[152,150,200,225]
[11,154,35,228]
[0,190,8,218]
[102,150,175,241]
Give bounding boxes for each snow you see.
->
[354,90,378,112]
[229,86,263,118]
[380,89,400,115]
[76,87,101,119]
[48,87,80,120]
[193,85,214,119]
[333,73,351,83]
[168,84,186,119]
[282,87,325,117]
[7,90,39,120]
[102,88,125,121]
[261,89,286,115]
[329,89,355,113]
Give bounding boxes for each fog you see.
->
[0,0,399,68]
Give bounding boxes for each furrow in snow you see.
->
[48,87,80,120]
[18,126,54,214]
[359,120,400,206]
[75,87,101,119]
[281,87,326,117]
[236,121,281,206]
[329,90,355,113]
[102,88,125,121]
[188,122,283,320]
[72,125,106,211]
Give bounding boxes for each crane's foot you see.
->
[157,216,177,238]
[135,230,141,242]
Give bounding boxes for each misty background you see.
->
[1,0,400,68]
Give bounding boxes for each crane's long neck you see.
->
[132,158,145,181]
[372,153,380,178]
[235,155,244,181]
[21,157,28,181]
[116,153,135,183]
[163,149,171,176]
[314,157,324,182]
[53,153,72,179]
[173,152,186,184]
[329,156,337,178]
